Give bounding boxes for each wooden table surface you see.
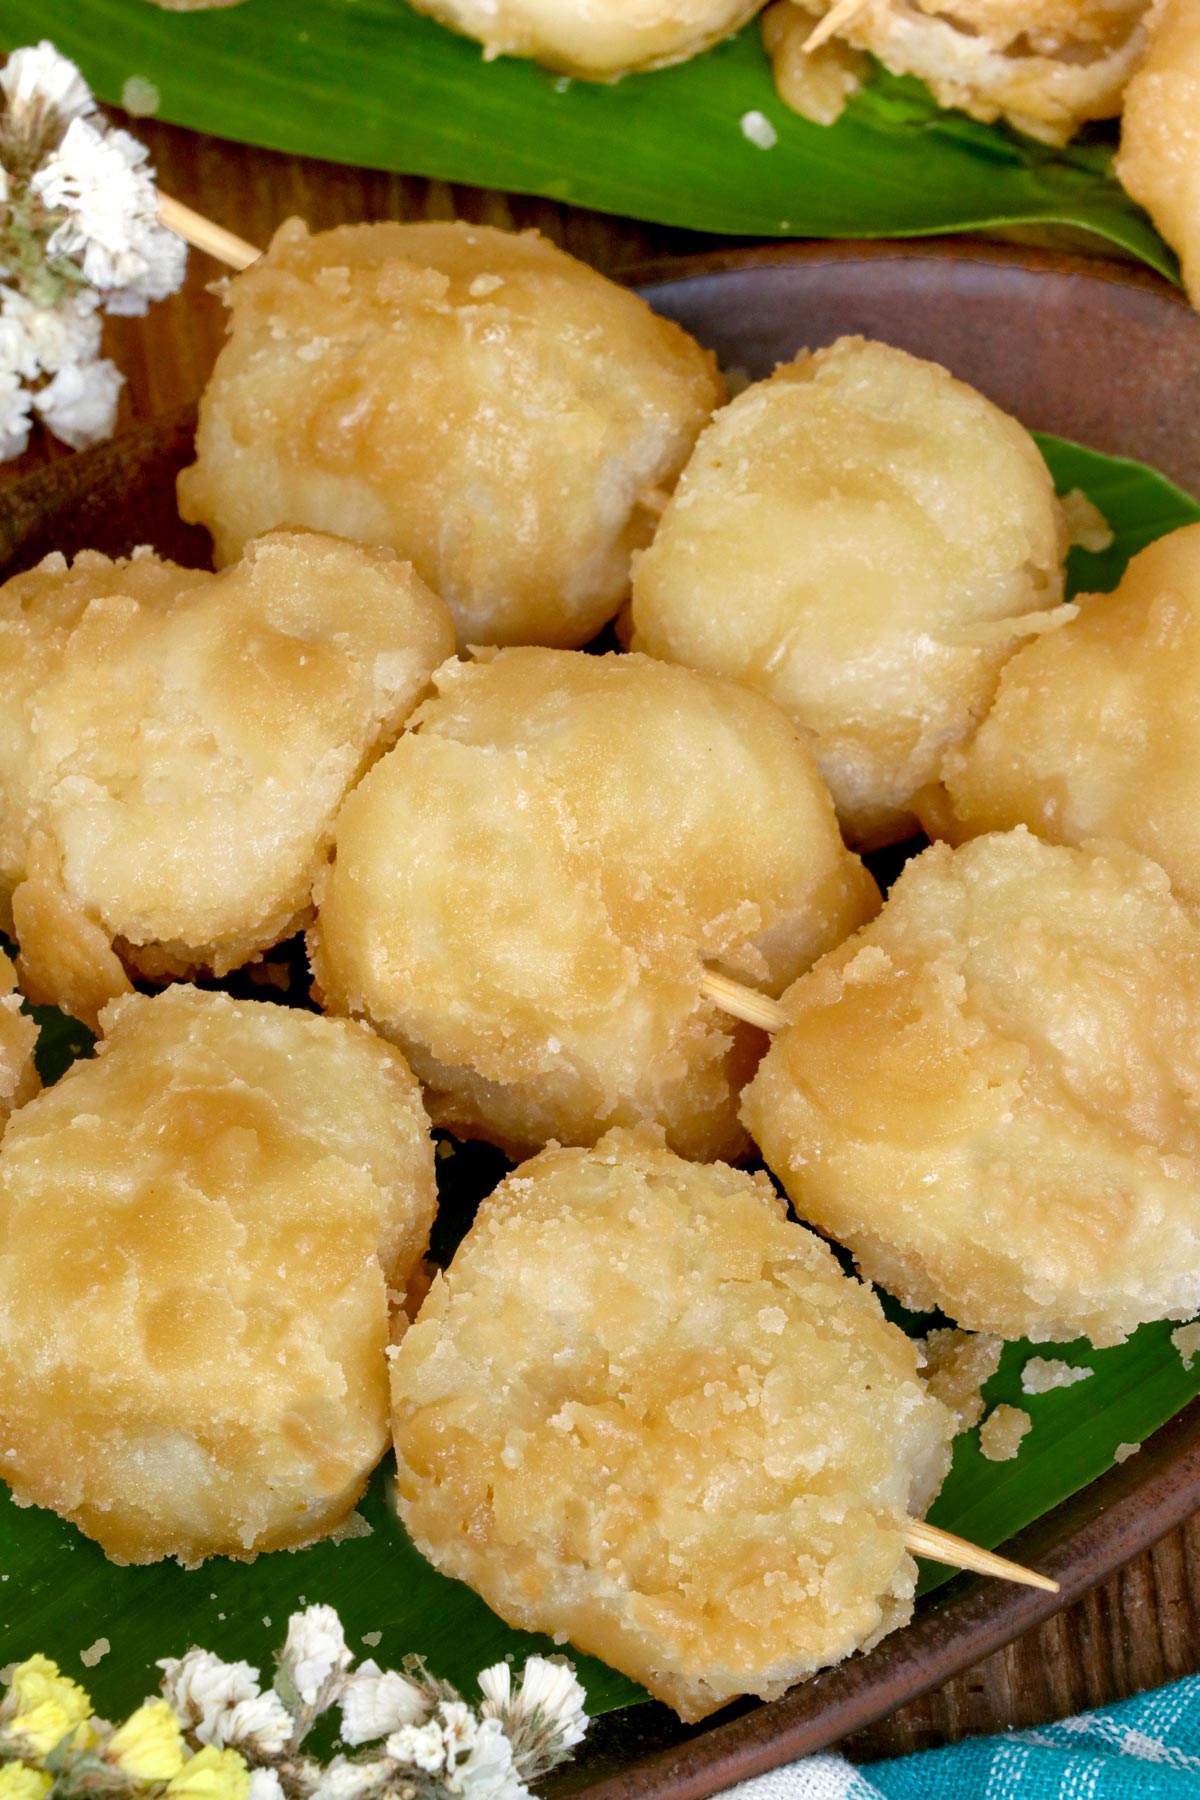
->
[7,107,1199,1771]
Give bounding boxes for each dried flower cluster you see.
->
[0,1608,587,1800]
[0,41,187,459]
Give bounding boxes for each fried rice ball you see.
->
[934,524,1200,904]
[0,949,36,1132]
[0,531,453,1028]
[630,336,1069,849]
[1118,0,1200,307]
[767,0,1150,143]
[310,648,878,1161]
[405,0,761,76]
[0,985,436,1565]
[390,1128,954,1721]
[177,221,723,650]
[742,829,1200,1347]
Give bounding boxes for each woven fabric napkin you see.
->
[720,1673,1200,1799]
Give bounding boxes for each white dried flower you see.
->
[309,1758,388,1800]
[338,1661,428,1745]
[33,356,122,449]
[157,1652,292,1756]
[247,1771,287,1800]
[219,1691,294,1756]
[0,370,33,459]
[101,206,187,316]
[281,1605,354,1708]
[0,41,94,130]
[476,1665,511,1715]
[0,310,38,380]
[30,117,186,315]
[451,1717,529,1800]
[385,1720,448,1774]
[33,118,185,308]
[2,288,102,374]
[512,1658,587,1750]
[480,1655,587,1776]
[0,39,187,460]
[159,1648,261,1727]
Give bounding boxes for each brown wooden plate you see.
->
[2,238,1198,1800]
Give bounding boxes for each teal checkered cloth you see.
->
[722,1675,1200,1799]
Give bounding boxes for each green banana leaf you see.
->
[0,0,1177,278]
[1,435,1198,1726]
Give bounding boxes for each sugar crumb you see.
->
[80,1638,110,1668]
[329,1510,374,1545]
[979,1403,1032,1462]
[1061,487,1114,554]
[121,77,160,118]
[740,110,778,150]
[922,1328,1003,1433]
[1171,1321,1200,1371]
[1114,1441,1141,1464]
[1020,1356,1093,1395]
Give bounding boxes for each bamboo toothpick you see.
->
[157,192,261,270]
[903,1521,1058,1593]
[701,966,1060,1596]
[148,186,1059,1604]
[700,969,789,1032]
[800,0,871,54]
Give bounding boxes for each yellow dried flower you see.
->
[167,1746,252,1800]
[0,1765,52,1800]
[107,1701,186,1780]
[6,1656,93,1756]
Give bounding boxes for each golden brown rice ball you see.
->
[407,0,761,76]
[0,949,36,1132]
[742,830,1200,1347]
[310,648,878,1161]
[177,221,723,649]
[936,524,1200,903]
[390,1128,954,1722]
[1118,0,1200,307]
[630,337,1068,849]
[0,985,436,1565]
[0,532,453,1028]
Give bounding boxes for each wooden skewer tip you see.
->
[800,0,871,53]
[699,968,789,1033]
[157,191,261,271]
[904,1519,1059,1594]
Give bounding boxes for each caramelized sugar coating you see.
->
[0,949,36,1132]
[1118,0,1200,306]
[630,337,1067,849]
[769,0,1149,142]
[310,648,878,1161]
[407,0,761,76]
[0,533,453,1027]
[177,221,723,650]
[0,987,436,1565]
[390,1130,954,1722]
[938,525,1200,902]
[761,0,870,126]
[743,830,1200,1347]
